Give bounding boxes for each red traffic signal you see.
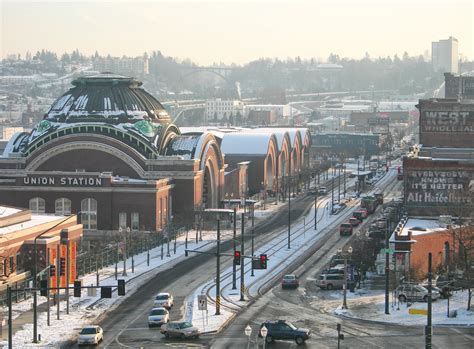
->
[260,254,267,269]
[234,250,241,265]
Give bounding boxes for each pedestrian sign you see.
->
[197,295,207,311]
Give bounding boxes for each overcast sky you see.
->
[1,0,472,65]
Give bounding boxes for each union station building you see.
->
[0,73,311,239]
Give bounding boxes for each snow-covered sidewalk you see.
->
[331,288,474,326]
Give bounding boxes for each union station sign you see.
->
[22,175,103,187]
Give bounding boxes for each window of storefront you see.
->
[29,197,45,214]
[81,198,98,229]
[55,198,71,215]
[16,253,22,273]
[131,212,139,231]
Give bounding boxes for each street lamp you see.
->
[260,325,268,349]
[338,246,353,310]
[119,226,130,276]
[245,324,253,349]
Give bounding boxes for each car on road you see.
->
[315,273,345,290]
[349,217,361,227]
[318,186,328,195]
[154,292,174,309]
[281,274,299,289]
[160,321,200,339]
[148,307,170,327]
[396,284,440,303]
[339,223,353,236]
[259,320,310,345]
[77,325,103,346]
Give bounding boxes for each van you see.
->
[315,274,345,290]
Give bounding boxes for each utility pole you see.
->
[232,207,237,289]
[240,213,245,301]
[343,254,348,309]
[7,285,12,349]
[331,176,335,214]
[215,219,221,315]
[251,204,255,277]
[338,163,341,202]
[426,253,433,349]
[288,158,291,249]
[314,189,318,230]
[385,220,390,315]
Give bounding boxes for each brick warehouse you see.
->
[0,74,225,239]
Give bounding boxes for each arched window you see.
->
[29,197,45,214]
[443,242,450,266]
[55,198,71,216]
[81,198,97,230]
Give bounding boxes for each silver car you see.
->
[315,274,345,290]
[160,321,200,339]
[396,284,440,302]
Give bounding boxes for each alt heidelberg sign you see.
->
[21,175,103,187]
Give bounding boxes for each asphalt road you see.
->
[66,177,333,349]
[211,171,474,349]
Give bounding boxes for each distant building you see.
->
[444,72,474,100]
[247,109,277,125]
[93,56,149,77]
[0,126,24,140]
[432,36,459,73]
[244,104,292,120]
[311,132,379,158]
[205,99,243,122]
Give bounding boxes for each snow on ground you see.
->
[331,288,474,326]
[188,180,362,333]
[1,199,291,348]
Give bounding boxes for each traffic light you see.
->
[118,279,125,296]
[74,280,81,297]
[49,264,56,277]
[260,254,267,269]
[59,257,66,276]
[101,286,112,298]
[40,279,48,297]
[234,250,241,265]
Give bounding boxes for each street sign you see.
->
[197,295,207,311]
[384,248,395,254]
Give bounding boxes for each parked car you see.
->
[323,265,345,275]
[349,217,361,227]
[315,274,345,290]
[154,292,174,309]
[259,320,310,345]
[396,284,440,302]
[282,274,299,289]
[339,223,353,236]
[148,307,170,327]
[160,321,200,339]
[77,325,103,346]
[318,186,328,195]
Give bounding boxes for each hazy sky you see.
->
[1,0,472,65]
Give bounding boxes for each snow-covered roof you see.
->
[0,206,67,236]
[220,133,272,156]
[399,218,450,237]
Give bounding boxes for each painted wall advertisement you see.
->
[420,111,474,133]
[406,169,474,208]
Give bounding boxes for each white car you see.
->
[160,321,201,339]
[148,307,170,327]
[78,325,103,346]
[154,292,174,309]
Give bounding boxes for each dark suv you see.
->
[259,320,310,345]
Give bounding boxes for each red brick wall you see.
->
[410,231,453,276]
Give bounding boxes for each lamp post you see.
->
[261,325,268,349]
[245,324,253,349]
[32,213,79,343]
[339,246,353,309]
[119,226,130,276]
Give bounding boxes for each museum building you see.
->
[0,74,225,238]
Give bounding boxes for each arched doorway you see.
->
[202,160,217,208]
[265,155,274,191]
